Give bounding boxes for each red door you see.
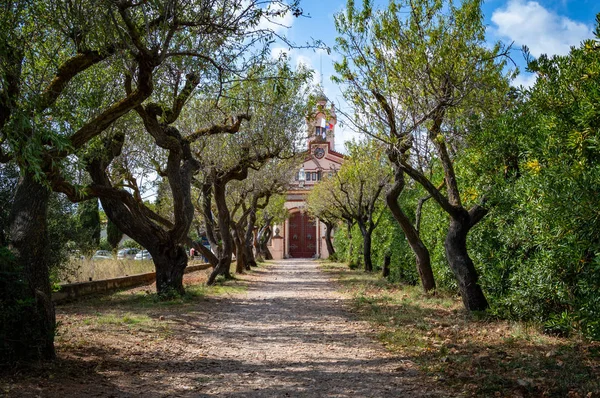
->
[288,212,316,258]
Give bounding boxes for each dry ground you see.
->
[1,259,445,397]
[321,261,600,397]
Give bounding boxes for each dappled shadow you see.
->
[0,356,133,398]
[321,265,600,397]
[1,346,425,397]
[2,259,447,397]
[51,346,423,397]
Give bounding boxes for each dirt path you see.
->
[2,259,444,397]
[187,259,440,397]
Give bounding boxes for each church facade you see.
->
[270,97,344,259]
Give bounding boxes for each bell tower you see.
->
[275,92,345,261]
[307,93,337,150]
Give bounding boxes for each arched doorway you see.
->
[288,212,316,258]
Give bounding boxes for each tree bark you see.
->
[245,208,258,267]
[151,244,188,296]
[386,166,436,292]
[97,192,192,296]
[201,183,222,258]
[191,240,218,266]
[445,211,489,311]
[8,171,56,360]
[357,221,373,272]
[401,156,491,309]
[382,252,391,278]
[256,221,273,260]
[233,226,246,273]
[207,181,233,285]
[87,153,192,298]
[324,221,335,257]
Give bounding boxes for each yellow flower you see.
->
[525,159,541,174]
[464,187,478,202]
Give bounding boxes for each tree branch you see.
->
[399,159,460,217]
[186,114,250,143]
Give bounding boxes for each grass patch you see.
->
[57,265,247,329]
[320,260,600,397]
[77,277,247,310]
[54,267,251,358]
[96,313,152,326]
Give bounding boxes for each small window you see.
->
[306,172,311,181]
[317,171,322,180]
[315,126,326,139]
[312,172,317,180]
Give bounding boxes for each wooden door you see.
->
[288,212,316,258]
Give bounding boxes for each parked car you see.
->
[117,248,140,260]
[91,250,113,261]
[69,249,85,260]
[134,250,152,261]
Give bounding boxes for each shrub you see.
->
[99,238,111,251]
[120,239,142,249]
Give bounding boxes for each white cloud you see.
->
[256,2,295,34]
[270,46,292,60]
[491,0,593,57]
[295,54,312,68]
[295,54,322,86]
[333,124,361,153]
[512,72,538,88]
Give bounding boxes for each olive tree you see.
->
[308,139,390,271]
[228,159,296,272]
[196,64,312,285]
[334,0,512,309]
[0,0,310,360]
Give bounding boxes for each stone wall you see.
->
[52,263,213,303]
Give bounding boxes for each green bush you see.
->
[120,239,142,249]
[454,34,600,339]
[99,238,112,251]
[332,209,420,285]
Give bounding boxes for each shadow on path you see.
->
[1,259,446,397]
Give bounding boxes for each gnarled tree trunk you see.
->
[98,192,192,297]
[357,220,373,272]
[233,226,247,273]
[446,211,488,311]
[152,244,188,296]
[255,220,273,260]
[245,209,258,267]
[386,166,435,292]
[324,221,335,257]
[201,183,222,259]
[207,182,233,285]
[8,171,55,360]
[88,152,192,298]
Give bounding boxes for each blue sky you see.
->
[262,0,600,150]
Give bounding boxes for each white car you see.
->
[134,250,152,260]
[91,250,113,261]
[117,248,140,260]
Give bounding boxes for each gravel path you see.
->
[187,259,440,397]
[3,259,445,397]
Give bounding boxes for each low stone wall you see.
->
[52,263,213,303]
